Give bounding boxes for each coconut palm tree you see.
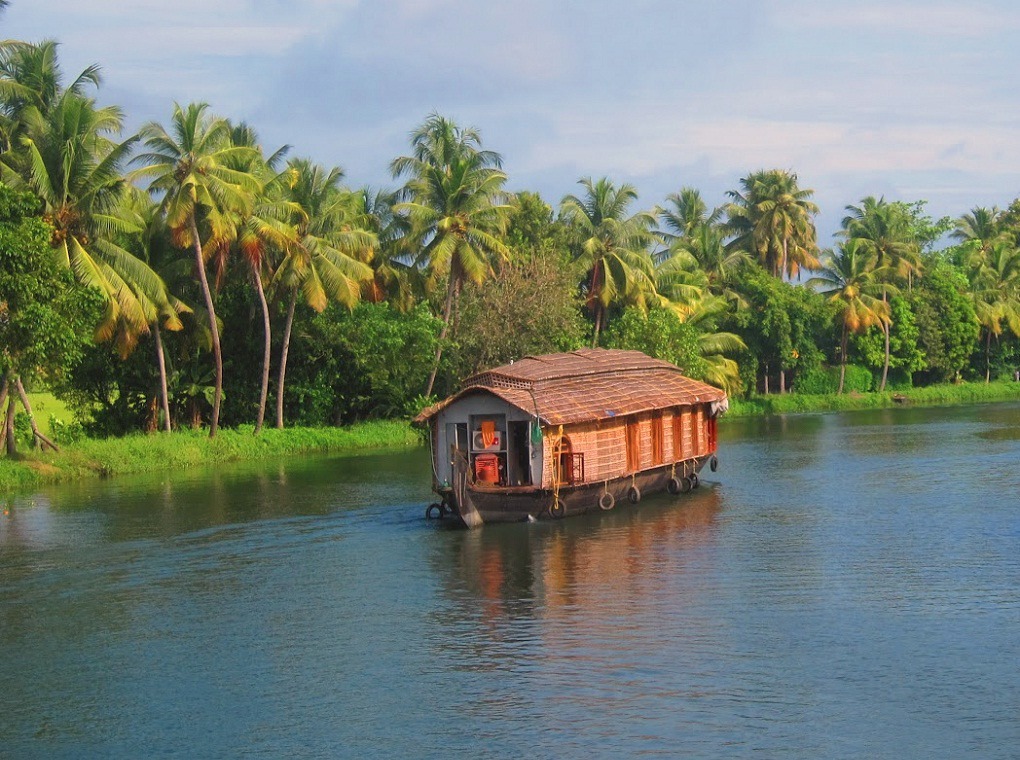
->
[273,158,373,428]
[952,206,1005,254]
[726,169,819,279]
[391,114,510,396]
[118,188,190,431]
[133,102,260,437]
[0,39,101,156]
[560,176,658,347]
[658,187,722,246]
[841,196,921,390]
[808,240,892,393]
[964,238,1020,382]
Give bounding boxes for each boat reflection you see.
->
[436,485,724,621]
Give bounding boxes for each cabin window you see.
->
[626,418,641,472]
[693,406,703,455]
[708,414,718,452]
[552,436,584,485]
[651,413,664,465]
[672,411,683,460]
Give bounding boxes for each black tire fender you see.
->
[627,485,641,504]
[550,498,566,518]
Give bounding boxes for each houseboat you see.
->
[415,348,727,527]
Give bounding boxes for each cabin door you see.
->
[507,421,532,486]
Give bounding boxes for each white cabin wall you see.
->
[433,395,541,486]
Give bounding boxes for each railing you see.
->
[556,452,585,485]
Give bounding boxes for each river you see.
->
[2,404,1019,758]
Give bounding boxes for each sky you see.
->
[4,0,1019,244]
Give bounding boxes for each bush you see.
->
[794,365,872,394]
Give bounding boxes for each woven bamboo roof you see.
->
[415,348,726,426]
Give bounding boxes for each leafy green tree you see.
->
[725,169,819,279]
[727,267,830,394]
[0,183,97,453]
[391,114,510,397]
[602,307,707,380]
[851,296,924,388]
[449,254,585,383]
[908,262,979,384]
[134,102,260,437]
[560,176,657,347]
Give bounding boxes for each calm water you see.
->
[2,404,1020,758]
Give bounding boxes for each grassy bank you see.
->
[0,420,420,493]
[726,380,1020,418]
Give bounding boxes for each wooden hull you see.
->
[434,455,716,527]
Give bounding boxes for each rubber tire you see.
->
[680,476,693,493]
[599,491,616,511]
[425,503,443,520]
[710,456,719,472]
[550,498,566,519]
[627,485,641,504]
[690,473,699,489]
[667,477,682,495]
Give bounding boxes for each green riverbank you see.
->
[727,380,1020,417]
[0,420,420,493]
[5,381,1020,494]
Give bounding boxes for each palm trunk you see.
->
[5,391,16,456]
[0,373,11,456]
[276,286,298,429]
[590,263,603,348]
[838,326,849,394]
[986,330,992,383]
[189,212,222,438]
[763,362,770,395]
[425,271,458,398]
[154,323,172,432]
[880,290,890,392]
[592,306,603,349]
[252,265,272,435]
[14,376,57,452]
[779,369,786,394]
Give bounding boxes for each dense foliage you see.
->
[3,36,1020,452]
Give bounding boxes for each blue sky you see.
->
[4,0,1019,243]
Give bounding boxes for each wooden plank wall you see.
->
[542,403,715,487]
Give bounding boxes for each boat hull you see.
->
[434,455,716,527]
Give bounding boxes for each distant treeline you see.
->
[2,37,1020,454]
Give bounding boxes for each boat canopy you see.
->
[415,348,726,426]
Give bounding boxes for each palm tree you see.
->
[964,238,1020,382]
[841,196,921,390]
[119,188,190,431]
[808,240,892,393]
[0,39,101,155]
[726,169,819,279]
[391,114,510,396]
[658,187,722,245]
[133,102,260,437]
[214,123,299,434]
[952,206,1005,254]
[560,176,657,347]
[273,158,373,428]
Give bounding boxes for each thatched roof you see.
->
[415,348,726,426]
